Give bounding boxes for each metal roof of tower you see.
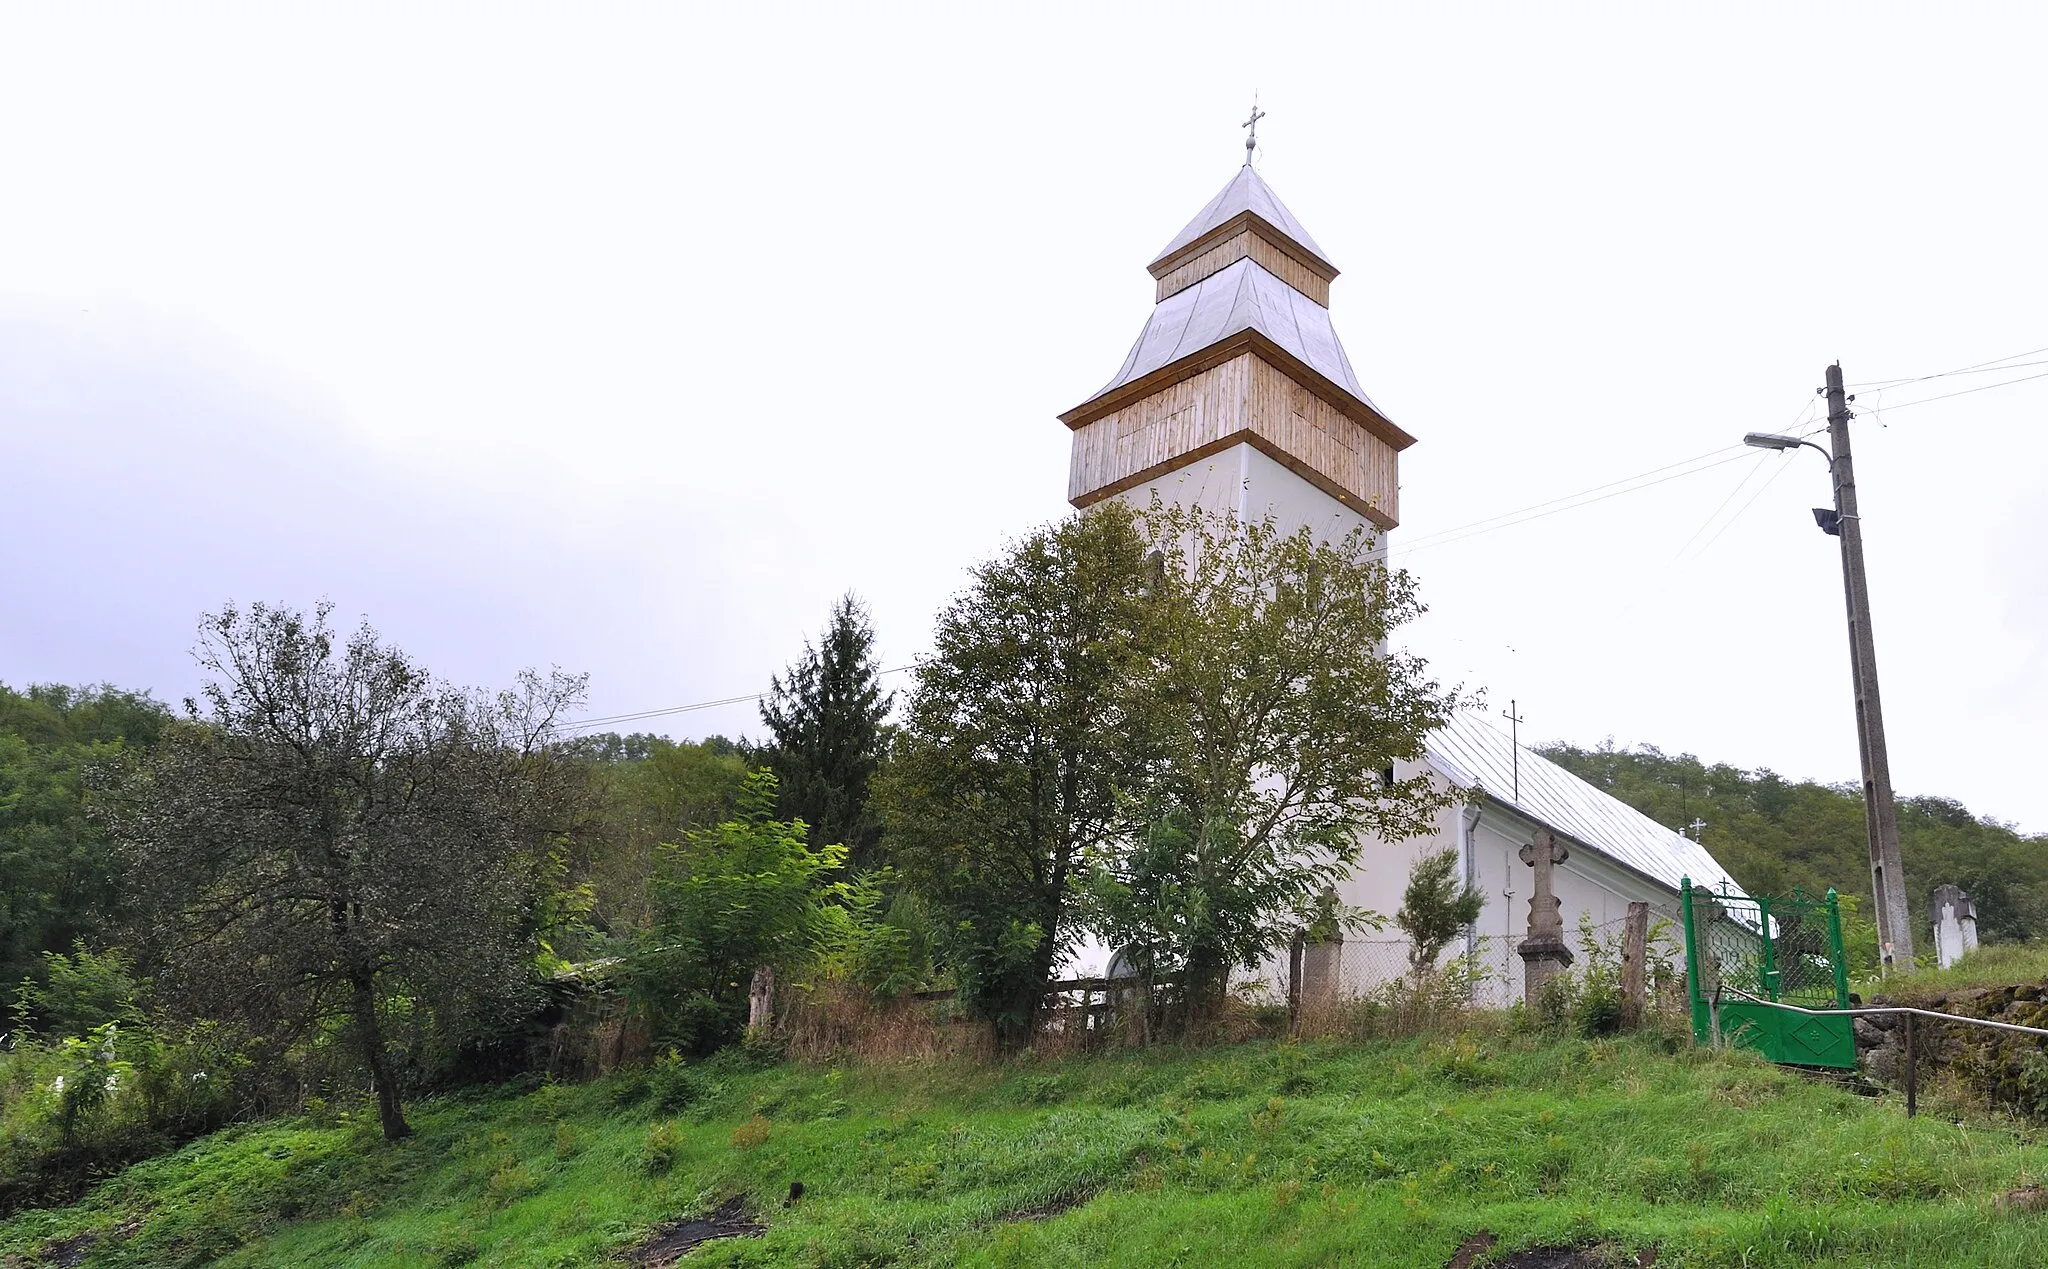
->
[1084,256,1376,407]
[1150,163,1336,276]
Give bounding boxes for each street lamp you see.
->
[1742,367,1914,968]
[1743,431,1824,459]
[1744,434,1848,535]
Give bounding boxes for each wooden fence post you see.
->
[1620,902,1650,1030]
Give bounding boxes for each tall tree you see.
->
[1119,500,1459,1017]
[878,506,1157,1049]
[760,594,894,872]
[106,603,585,1140]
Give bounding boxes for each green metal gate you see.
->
[1679,878,1856,1069]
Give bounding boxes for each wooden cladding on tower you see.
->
[1068,353,1398,528]
[1152,230,1332,306]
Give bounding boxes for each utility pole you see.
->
[1823,362,1913,968]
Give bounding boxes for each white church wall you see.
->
[1257,778,1688,1010]
[1076,760,1691,1012]
[1458,805,1684,1008]
[1111,442,1388,557]
[1095,441,1396,997]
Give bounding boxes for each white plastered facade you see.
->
[1107,441,1386,560]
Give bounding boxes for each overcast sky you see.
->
[4,5,2044,839]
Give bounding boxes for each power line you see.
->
[559,664,918,734]
[1687,450,1799,561]
[1670,451,1775,563]
[1847,344,2048,390]
[1393,445,1742,550]
[1850,356,2048,390]
[1391,447,1753,558]
[1855,368,2048,415]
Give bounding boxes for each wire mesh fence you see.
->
[1282,910,1690,1038]
[773,908,1701,1058]
[1314,937,1522,1008]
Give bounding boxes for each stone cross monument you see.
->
[1518,828,1574,1008]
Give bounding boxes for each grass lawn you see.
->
[3,1027,2045,1268]
[1866,942,2048,998]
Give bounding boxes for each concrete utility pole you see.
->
[1823,363,1914,968]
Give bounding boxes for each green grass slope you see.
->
[4,1031,2045,1268]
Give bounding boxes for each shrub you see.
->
[648,1049,705,1113]
[1395,849,1484,977]
[627,772,848,1055]
[639,1120,682,1175]
[12,942,145,1037]
[815,870,938,999]
[0,1013,247,1215]
[1298,955,1493,1043]
[1573,981,1624,1038]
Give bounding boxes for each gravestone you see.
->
[1518,828,1575,1009]
[1931,885,1978,970]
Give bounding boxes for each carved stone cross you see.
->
[1517,828,1574,1009]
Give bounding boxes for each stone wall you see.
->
[1855,984,2048,1118]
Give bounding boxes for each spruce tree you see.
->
[759,594,894,873]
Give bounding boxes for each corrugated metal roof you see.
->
[1153,164,1335,273]
[1426,711,1748,899]
[1082,257,1375,408]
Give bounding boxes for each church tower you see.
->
[1061,160,1413,544]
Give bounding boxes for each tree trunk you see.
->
[1182,943,1228,1038]
[747,965,776,1035]
[349,969,411,1141]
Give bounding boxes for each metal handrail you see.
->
[1720,982,2048,1117]
[1721,983,2048,1039]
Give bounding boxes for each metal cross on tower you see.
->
[1242,98,1266,160]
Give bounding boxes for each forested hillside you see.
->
[1540,741,2048,944]
[0,683,171,1026]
